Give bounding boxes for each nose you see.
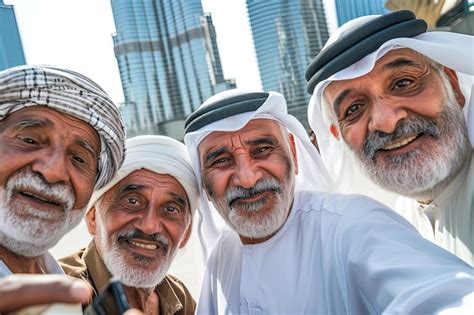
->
[232,154,263,189]
[368,97,407,134]
[134,207,163,236]
[31,147,70,185]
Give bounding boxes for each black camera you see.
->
[84,277,131,315]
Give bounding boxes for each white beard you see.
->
[355,76,471,201]
[94,212,175,289]
[214,175,295,240]
[0,171,82,257]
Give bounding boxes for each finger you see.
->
[124,309,144,315]
[0,275,92,313]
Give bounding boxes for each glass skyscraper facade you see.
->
[0,0,26,71]
[246,0,329,127]
[334,0,388,26]
[111,0,235,140]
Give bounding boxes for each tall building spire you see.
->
[111,0,235,140]
[246,0,329,127]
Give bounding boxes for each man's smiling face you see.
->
[88,169,191,288]
[323,48,470,201]
[0,106,100,256]
[198,119,298,244]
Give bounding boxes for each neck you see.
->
[124,285,159,315]
[0,245,46,274]
[240,234,274,245]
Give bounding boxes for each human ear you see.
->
[179,220,192,249]
[330,124,340,140]
[443,67,465,108]
[288,133,299,175]
[85,207,97,235]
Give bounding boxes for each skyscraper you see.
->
[246,0,329,127]
[0,0,26,71]
[334,0,388,26]
[111,0,235,140]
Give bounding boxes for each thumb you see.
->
[0,274,92,313]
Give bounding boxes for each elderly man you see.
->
[61,135,198,315]
[184,89,473,314]
[0,65,125,311]
[306,10,473,265]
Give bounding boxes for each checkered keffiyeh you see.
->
[0,65,126,189]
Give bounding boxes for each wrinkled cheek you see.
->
[345,133,366,156]
[202,173,217,197]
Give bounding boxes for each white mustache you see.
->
[6,171,75,212]
[225,177,281,208]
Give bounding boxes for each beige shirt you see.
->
[60,242,196,315]
[395,151,473,266]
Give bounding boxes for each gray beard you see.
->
[354,83,470,201]
[94,213,174,289]
[214,175,295,240]
[0,172,81,257]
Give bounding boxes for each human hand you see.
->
[0,274,92,313]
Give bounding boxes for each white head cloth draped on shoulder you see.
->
[87,135,199,217]
[306,10,474,204]
[184,89,334,260]
[0,65,126,189]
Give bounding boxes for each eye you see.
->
[127,197,140,205]
[393,78,413,90]
[165,206,180,213]
[253,146,272,156]
[344,103,362,118]
[212,157,232,167]
[20,136,38,145]
[118,194,147,212]
[73,156,86,164]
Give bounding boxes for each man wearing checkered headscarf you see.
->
[0,65,126,279]
[0,65,126,189]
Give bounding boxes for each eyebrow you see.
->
[205,147,229,164]
[118,184,145,195]
[171,192,189,209]
[382,57,423,71]
[12,118,52,130]
[76,139,98,160]
[333,88,353,116]
[246,136,276,147]
[204,136,277,163]
[116,184,189,212]
[13,118,98,159]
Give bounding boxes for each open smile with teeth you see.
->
[128,240,158,250]
[382,134,418,150]
[20,191,61,207]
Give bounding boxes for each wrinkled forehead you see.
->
[103,169,188,201]
[198,118,286,156]
[1,105,100,148]
[323,48,430,98]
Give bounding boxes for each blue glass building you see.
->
[0,0,26,71]
[335,0,388,26]
[246,0,329,127]
[111,0,235,140]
